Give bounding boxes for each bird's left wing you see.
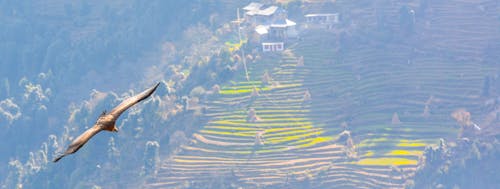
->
[108,82,160,118]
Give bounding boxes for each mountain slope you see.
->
[146,0,500,188]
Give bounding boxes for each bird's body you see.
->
[96,113,117,132]
[53,82,160,162]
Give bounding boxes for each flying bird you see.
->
[53,82,160,162]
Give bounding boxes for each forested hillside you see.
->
[1,0,500,189]
[0,0,251,188]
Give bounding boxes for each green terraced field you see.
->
[147,4,500,187]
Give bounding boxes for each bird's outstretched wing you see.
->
[108,82,160,119]
[53,82,160,163]
[53,124,103,162]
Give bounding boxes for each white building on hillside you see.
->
[242,2,297,52]
[255,19,297,52]
[305,13,340,29]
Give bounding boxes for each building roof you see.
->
[243,2,263,12]
[270,19,296,28]
[255,25,269,35]
[246,6,282,16]
[305,13,339,17]
[258,6,279,16]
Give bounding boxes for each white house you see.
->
[242,2,297,52]
[270,18,298,39]
[254,19,297,39]
[305,13,340,29]
[254,18,297,52]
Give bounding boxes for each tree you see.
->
[211,84,220,95]
[251,87,260,98]
[47,135,59,161]
[4,160,23,189]
[190,86,206,98]
[451,109,473,127]
[451,108,480,138]
[423,104,430,118]
[262,71,272,85]
[254,130,266,146]
[0,98,21,124]
[142,141,160,176]
[337,130,357,159]
[392,112,401,125]
[169,130,188,151]
[107,137,120,163]
[297,56,304,67]
[247,108,260,122]
[303,90,311,102]
[411,138,500,189]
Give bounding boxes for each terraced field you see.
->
[293,30,499,188]
[146,1,500,188]
[147,46,347,188]
[149,31,498,189]
[417,0,500,62]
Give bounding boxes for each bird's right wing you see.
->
[53,124,103,162]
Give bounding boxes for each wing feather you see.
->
[53,124,103,162]
[108,82,160,119]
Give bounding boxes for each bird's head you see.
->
[100,110,107,117]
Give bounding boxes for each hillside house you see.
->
[255,26,283,52]
[305,13,340,29]
[244,4,287,26]
[255,19,297,39]
[242,2,297,52]
[270,18,298,39]
[255,19,297,52]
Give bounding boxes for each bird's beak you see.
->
[113,127,119,132]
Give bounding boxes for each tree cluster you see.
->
[409,137,500,189]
